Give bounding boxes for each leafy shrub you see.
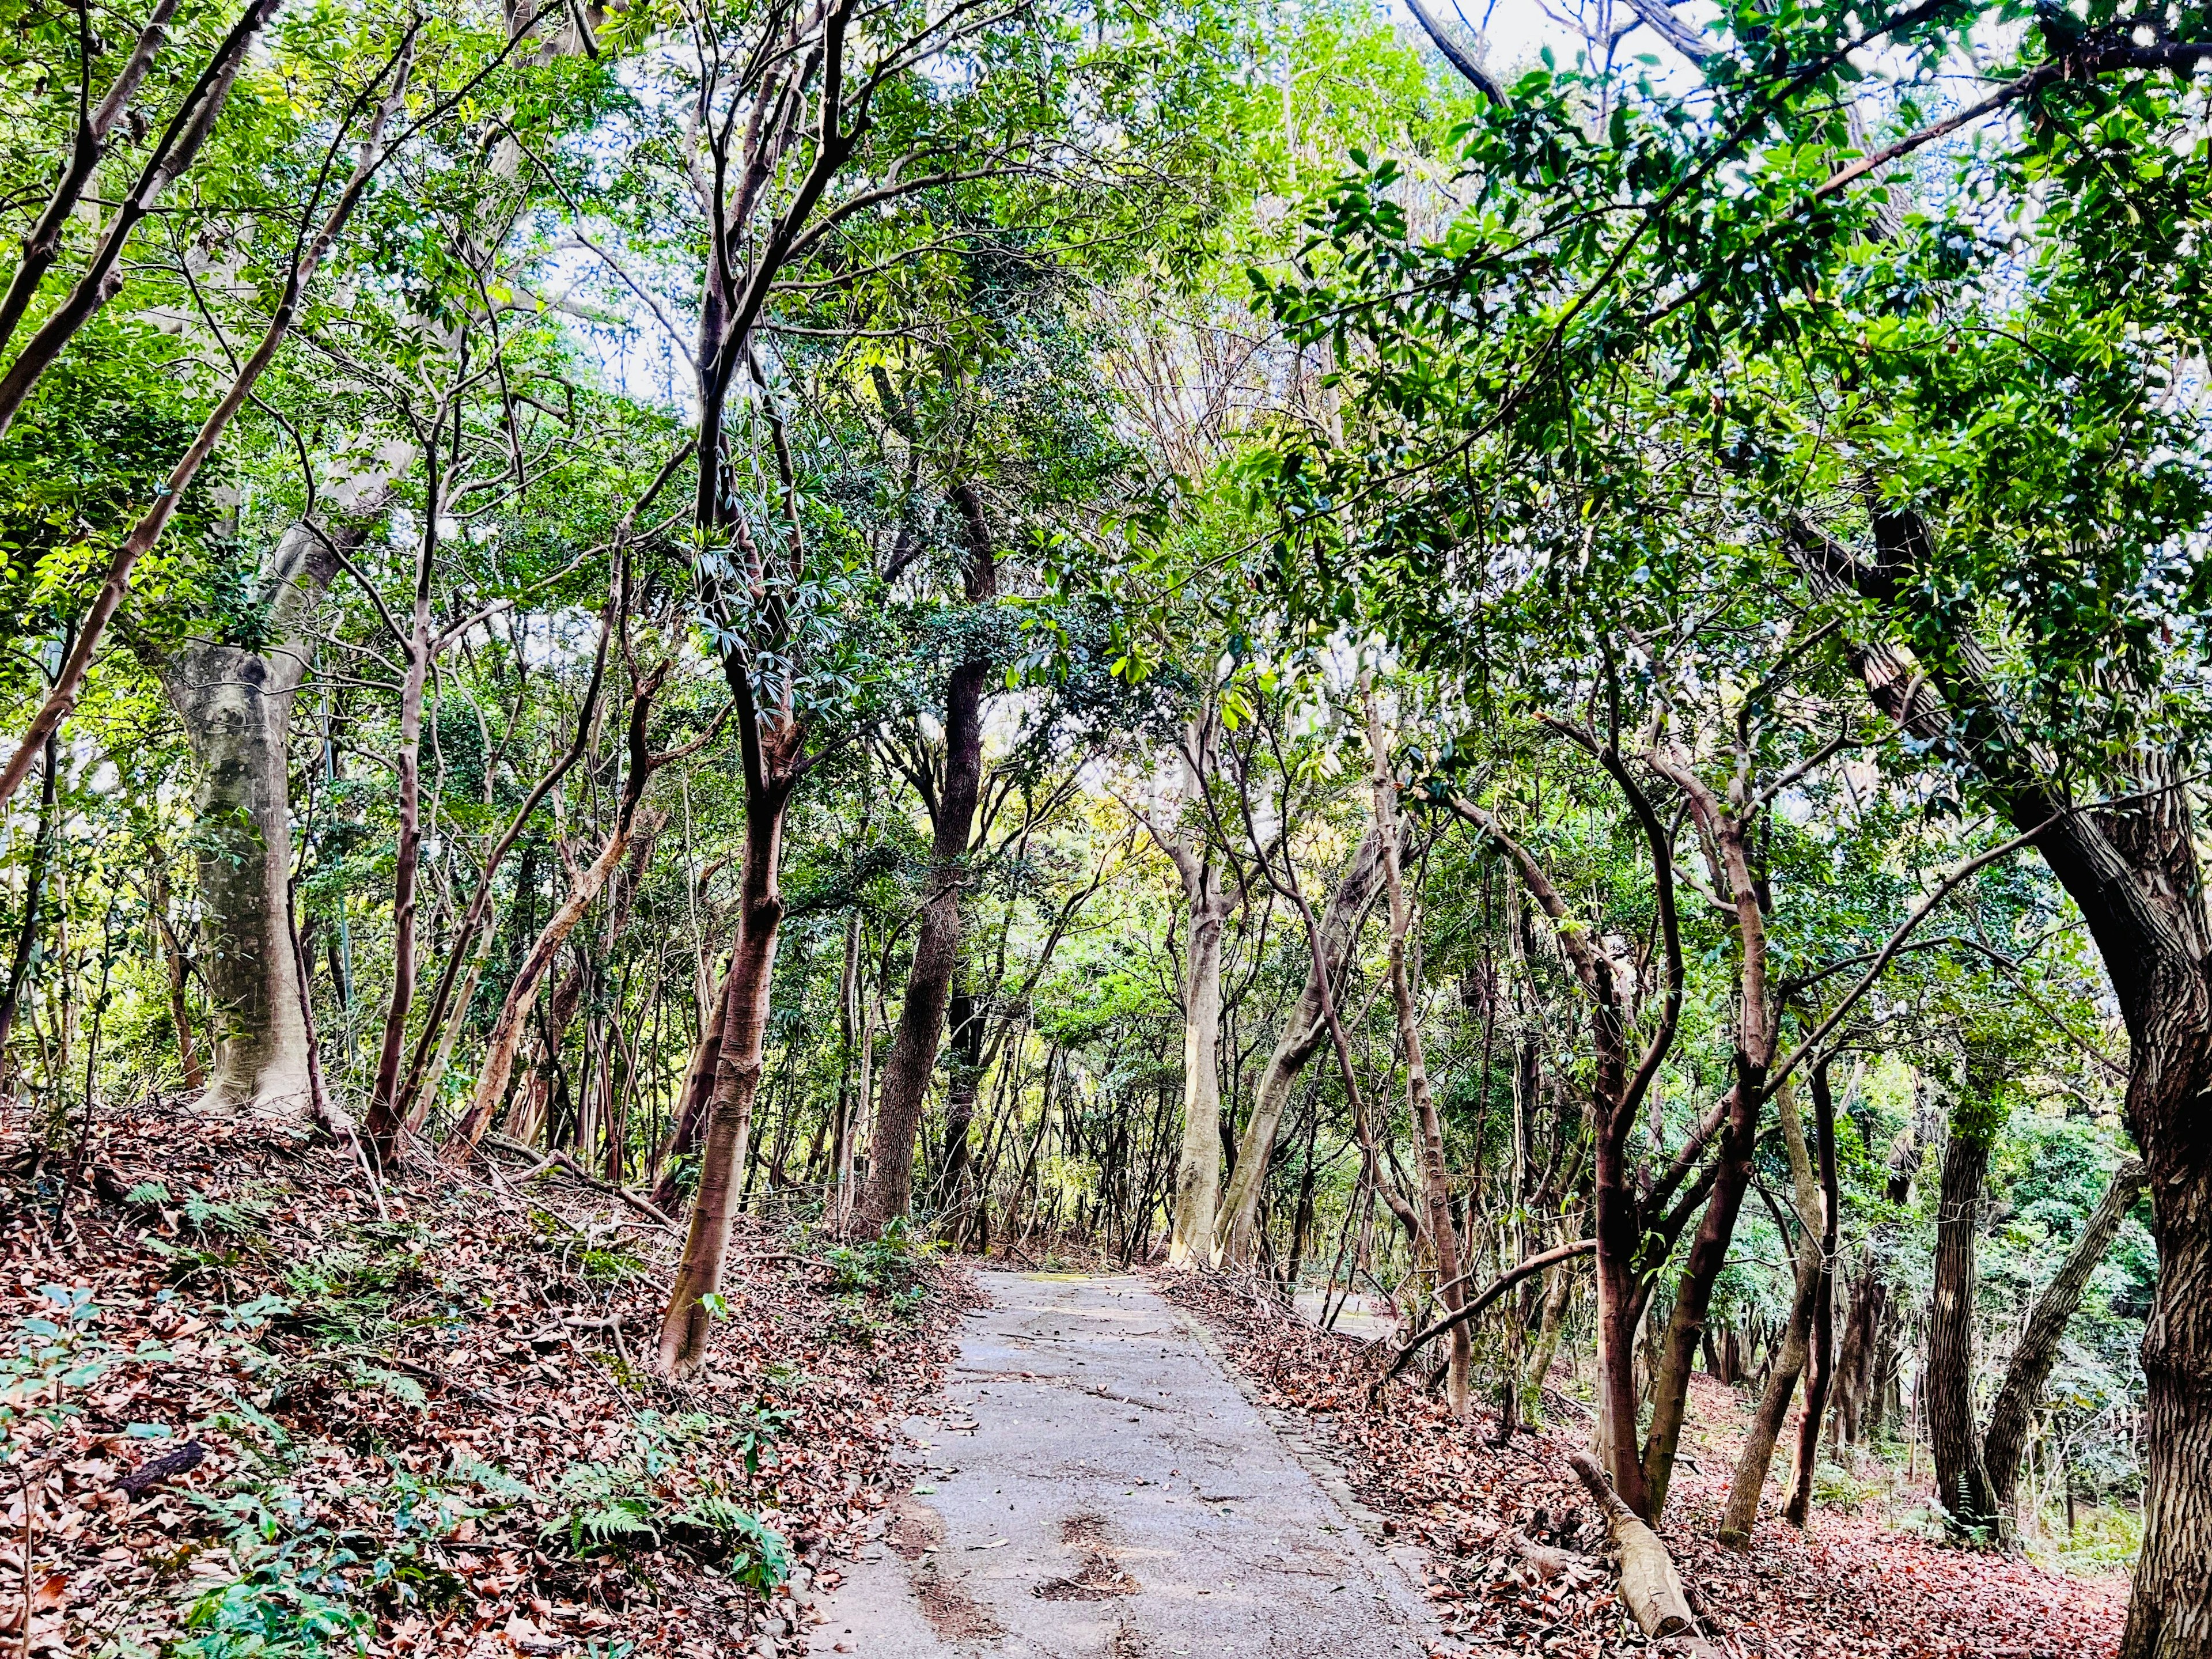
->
[823,1216,924,1294]
[174,1553,366,1659]
[540,1411,790,1582]
[177,1455,531,1654]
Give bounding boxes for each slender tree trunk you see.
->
[362,486,441,1154]
[1927,1119,2001,1529]
[1169,858,1228,1264]
[1366,687,1470,1410]
[148,858,204,1092]
[0,0,287,442]
[935,982,986,1230]
[0,0,183,364]
[1983,1156,2147,1515]
[1719,1077,1825,1544]
[831,908,861,1224]
[855,483,995,1234]
[657,782,787,1375]
[1785,1060,1842,1524]
[0,727,60,1063]
[1218,818,1389,1262]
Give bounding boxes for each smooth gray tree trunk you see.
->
[157,517,366,1117]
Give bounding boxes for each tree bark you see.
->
[657,779,787,1376]
[1982,1156,2147,1516]
[1168,845,1229,1264]
[1797,514,2212,1656]
[1718,1077,1824,1545]
[1366,687,1471,1411]
[935,981,986,1229]
[1927,1117,2001,1530]
[855,481,995,1234]
[1785,1060,1842,1524]
[1217,817,1391,1262]
[158,520,369,1117]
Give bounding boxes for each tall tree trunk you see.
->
[1168,853,1229,1264]
[1638,749,1777,1523]
[1217,817,1390,1262]
[935,982,986,1230]
[1927,1116,2001,1529]
[158,519,366,1118]
[855,482,995,1235]
[657,777,788,1376]
[0,725,60,1069]
[1366,687,1471,1411]
[1982,1156,2147,1516]
[1785,1060,1842,1524]
[831,908,862,1223]
[1719,1077,1823,1545]
[1800,515,2212,1656]
[147,856,204,1092]
[363,487,439,1154]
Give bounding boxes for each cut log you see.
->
[1568,1449,1696,1638]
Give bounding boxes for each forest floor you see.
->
[1154,1270,2134,1659]
[0,1101,969,1659]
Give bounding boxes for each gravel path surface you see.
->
[805,1270,1440,1659]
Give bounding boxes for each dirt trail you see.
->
[805,1270,1441,1659]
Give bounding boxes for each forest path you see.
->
[803,1270,1443,1659]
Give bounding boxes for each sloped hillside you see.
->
[1,1104,969,1659]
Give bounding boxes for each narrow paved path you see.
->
[805,1271,1440,1659]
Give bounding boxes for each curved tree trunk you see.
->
[658,779,789,1375]
[855,482,994,1235]
[1982,1156,2147,1516]
[1719,1077,1824,1545]
[1798,513,2212,1649]
[1217,818,1390,1263]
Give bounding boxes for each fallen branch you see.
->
[1372,1238,1596,1395]
[487,1134,676,1229]
[1567,1450,1697,1641]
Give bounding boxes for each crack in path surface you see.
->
[805,1271,1440,1659]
